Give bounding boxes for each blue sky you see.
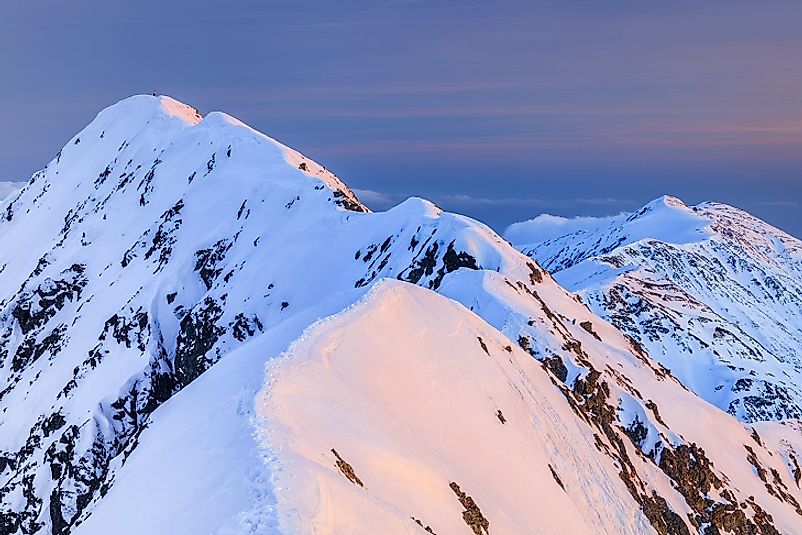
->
[1,1,800,235]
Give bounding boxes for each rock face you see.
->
[506,195,802,423]
[0,97,801,535]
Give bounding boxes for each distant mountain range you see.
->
[0,182,24,202]
[506,195,802,423]
[0,95,800,535]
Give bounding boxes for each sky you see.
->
[1,1,800,235]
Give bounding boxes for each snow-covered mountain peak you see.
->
[0,94,526,531]
[505,195,712,273]
[155,95,205,124]
[648,194,686,208]
[629,195,711,243]
[391,196,443,218]
[103,94,202,126]
[3,96,802,534]
[41,94,366,215]
[506,197,802,423]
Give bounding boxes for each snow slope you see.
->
[0,94,521,532]
[263,279,802,534]
[262,280,649,535]
[505,196,802,422]
[0,96,801,534]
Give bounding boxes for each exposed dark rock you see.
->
[430,242,478,290]
[548,464,565,491]
[412,517,436,534]
[194,239,233,290]
[49,489,68,535]
[102,309,149,351]
[205,153,216,175]
[542,356,568,383]
[565,365,692,535]
[231,313,264,341]
[579,321,602,342]
[623,415,649,451]
[173,297,225,387]
[12,324,69,374]
[789,452,801,488]
[516,336,531,354]
[527,262,543,284]
[449,481,489,535]
[11,264,87,335]
[142,203,185,272]
[332,188,368,213]
[331,449,363,487]
[645,400,667,427]
[400,242,438,284]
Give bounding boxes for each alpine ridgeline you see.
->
[0,96,800,535]
[506,195,802,423]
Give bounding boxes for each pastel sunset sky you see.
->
[2,1,800,233]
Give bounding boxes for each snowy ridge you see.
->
[505,196,713,271]
[0,96,800,534]
[0,95,518,533]
[261,280,653,534]
[263,277,802,534]
[506,195,802,422]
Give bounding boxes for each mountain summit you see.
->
[1,97,801,534]
[506,196,802,422]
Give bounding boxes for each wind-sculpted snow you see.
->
[264,280,802,534]
[506,195,802,423]
[0,95,510,533]
[1,96,801,534]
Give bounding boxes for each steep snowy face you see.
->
[263,281,651,535]
[2,95,802,535]
[0,95,519,533]
[0,95,377,533]
[505,195,802,422]
[263,280,802,535]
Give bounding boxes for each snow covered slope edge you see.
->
[505,196,802,422]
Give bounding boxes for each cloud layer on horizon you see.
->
[1,0,800,235]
